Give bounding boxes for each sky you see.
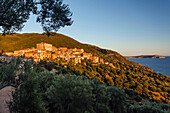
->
[20,0,170,56]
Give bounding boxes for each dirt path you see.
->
[0,86,15,113]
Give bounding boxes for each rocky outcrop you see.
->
[0,86,15,113]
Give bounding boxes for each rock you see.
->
[0,86,15,113]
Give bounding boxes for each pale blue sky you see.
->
[20,0,170,56]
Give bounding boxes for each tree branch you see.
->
[1,0,16,18]
[34,1,46,5]
[0,23,11,27]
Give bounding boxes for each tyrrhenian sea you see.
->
[128,56,170,77]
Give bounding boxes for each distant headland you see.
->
[126,55,166,59]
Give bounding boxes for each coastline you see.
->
[126,55,166,59]
[128,56,170,76]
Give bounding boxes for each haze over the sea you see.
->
[20,0,170,56]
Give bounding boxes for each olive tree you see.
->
[0,0,73,35]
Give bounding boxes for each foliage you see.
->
[0,59,169,113]
[0,35,170,103]
[6,61,130,113]
[0,60,16,85]
[54,51,169,103]
[0,0,73,35]
[46,74,94,113]
[135,95,143,102]
[128,102,170,113]
[9,71,47,113]
[61,59,170,103]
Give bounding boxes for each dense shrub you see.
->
[135,95,143,102]
[0,59,169,113]
[128,102,170,113]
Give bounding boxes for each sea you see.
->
[128,56,170,77]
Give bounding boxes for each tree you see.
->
[92,84,112,113]
[0,0,73,35]
[45,74,94,113]
[9,71,48,113]
[1,63,16,85]
[107,86,129,113]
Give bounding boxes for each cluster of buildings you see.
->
[4,42,104,64]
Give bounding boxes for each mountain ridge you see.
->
[0,33,136,65]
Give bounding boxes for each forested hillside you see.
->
[0,33,169,104]
[0,33,135,64]
[0,59,170,113]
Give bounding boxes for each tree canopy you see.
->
[0,59,170,113]
[0,0,73,35]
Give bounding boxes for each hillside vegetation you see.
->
[0,33,170,104]
[0,59,170,113]
[0,33,135,65]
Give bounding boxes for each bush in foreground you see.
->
[0,60,169,113]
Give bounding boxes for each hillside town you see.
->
[2,42,105,64]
